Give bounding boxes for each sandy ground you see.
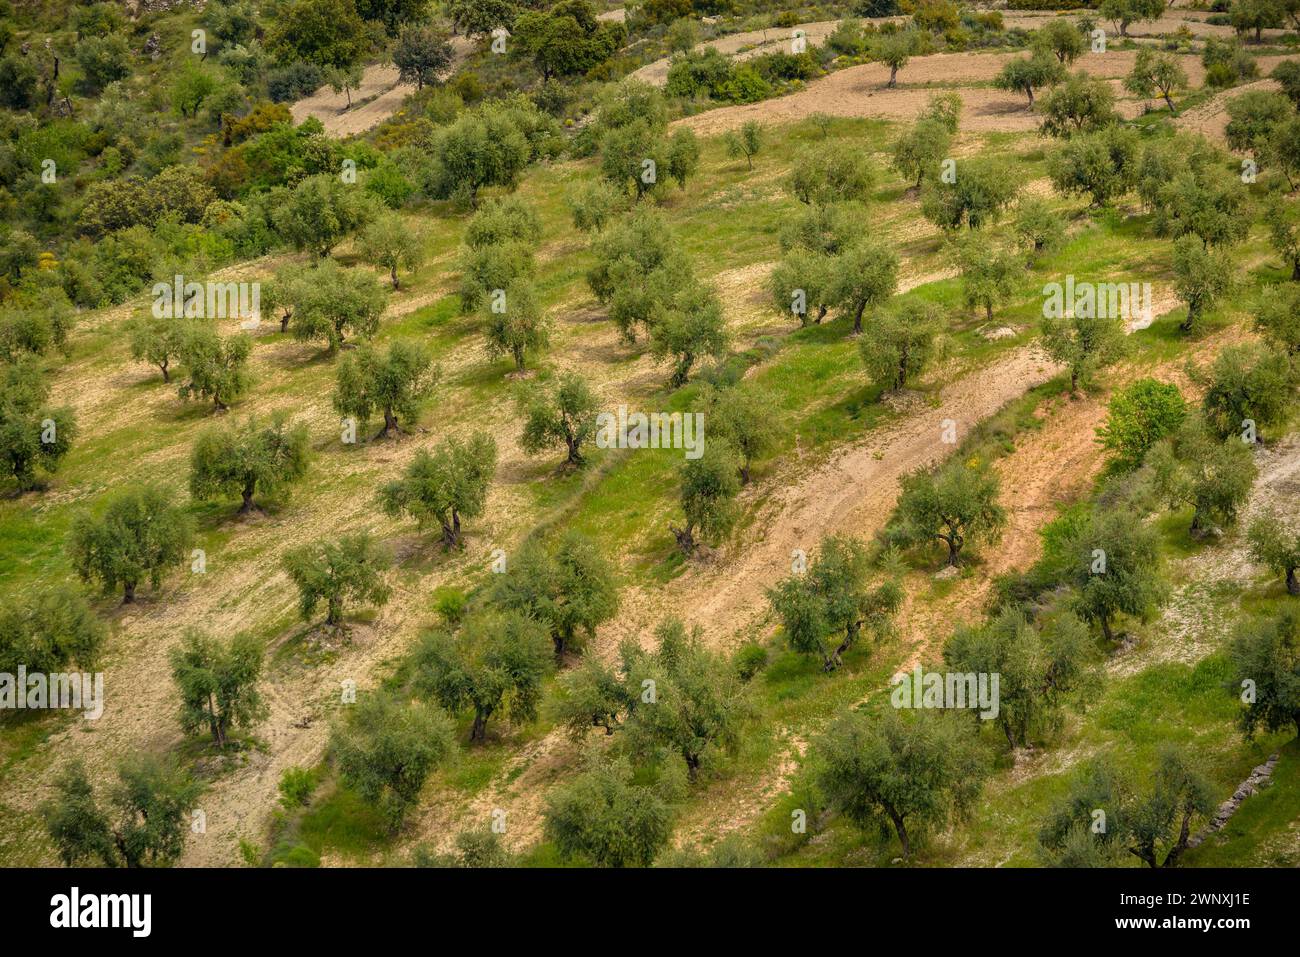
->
[637,10,1290,89]
[291,36,475,137]
[672,48,1293,138]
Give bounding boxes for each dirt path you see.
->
[1174,77,1284,146]
[411,341,1062,854]
[291,37,475,137]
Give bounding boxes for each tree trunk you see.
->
[1099,613,1114,643]
[471,710,488,743]
[1164,92,1177,116]
[888,64,898,87]
[853,302,866,335]
[1026,87,1034,107]
[240,480,256,513]
[327,598,342,626]
[122,581,136,604]
[888,808,910,858]
[1292,258,1300,281]
[160,360,170,382]
[1287,566,1298,595]
[390,265,400,289]
[1162,809,1194,867]
[382,409,398,438]
[672,523,696,555]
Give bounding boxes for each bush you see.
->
[734,643,768,682]
[278,767,317,809]
[267,62,324,102]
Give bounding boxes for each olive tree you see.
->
[955,239,1022,321]
[1124,47,1188,114]
[648,280,728,387]
[1171,235,1232,334]
[379,432,497,548]
[813,708,986,859]
[190,413,311,513]
[490,530,619,658]
[360,212,425,289]
[1196,343,1293,441]
[1149,419,1258,534]
[1061,508,1169,643]
[288,260,386,352]
[1047,125,1141,208]
[829,240,899,335]
[0,586,105,675]
[767,535,902,671]
[617,618,749,778]
[921,159,1019,230]
[945,609,1099,748]
[891,117,952,188]
[995,50,1065,107]
[128,315,193,383]
[1248,511,1300,595]
[519,372,599,467]
[542,754,673,867]
[69,485,194,603]
[788,142,876,206]
[702,382,781,483]
[0,359,75,491]
[177,326,252,411]
[485,280,551,373]
[169,629,266,748]
[282,533,392,626]
[413,610,553,742]
[1040,308,1127,395]
[671,442,741,555]
[858,301,944,392]
[871,29,919,88]
[330,691,456,830]
[1230,609,1300,736]
[895,456,1007,566]
[1039,71,1119,138]
[41,756,203,868]
[333,340,436,439]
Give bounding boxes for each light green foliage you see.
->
[767,535,902,671]
[379,432,497,548]
[813,707,987,858]
[413,609,553,742]
[68,485,193,603]
[490,530,619,658]
[282,533,392,626]
[334,340,436,438]
[895,455,1007,565]
[170,629,266,748]
[189,413,310,514]
[330,692,456,830]
[520,372,599,466]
